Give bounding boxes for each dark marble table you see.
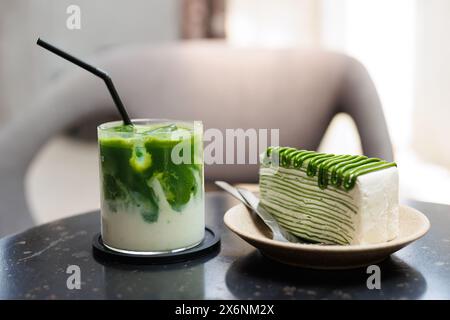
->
[0,192,449,300]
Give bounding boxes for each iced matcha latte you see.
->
[98,119,204,254]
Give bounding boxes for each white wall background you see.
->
[321,0,416,150]
[226,0,320,47]
[414,0,450,169]
[0,0,180,123]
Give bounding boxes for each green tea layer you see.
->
[262,146,396,191]
[99,123,203,224]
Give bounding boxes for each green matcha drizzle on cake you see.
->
[263,147,396,191]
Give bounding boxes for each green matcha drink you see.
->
[98,119,205,254]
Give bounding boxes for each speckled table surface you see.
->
[0,193,449,300]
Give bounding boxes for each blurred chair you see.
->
[0,41,393,237]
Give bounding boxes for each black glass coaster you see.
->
[92,227,220,264]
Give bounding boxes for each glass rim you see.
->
[97,118,203,131]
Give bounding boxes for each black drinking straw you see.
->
[36,38,132,126]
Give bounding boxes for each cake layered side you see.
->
[259,147,399,245]
[260,165,358,244]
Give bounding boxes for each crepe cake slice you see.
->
[259,147,399,245]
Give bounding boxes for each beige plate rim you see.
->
[224,204,430,252]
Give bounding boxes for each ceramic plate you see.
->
[224,204,430,269]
